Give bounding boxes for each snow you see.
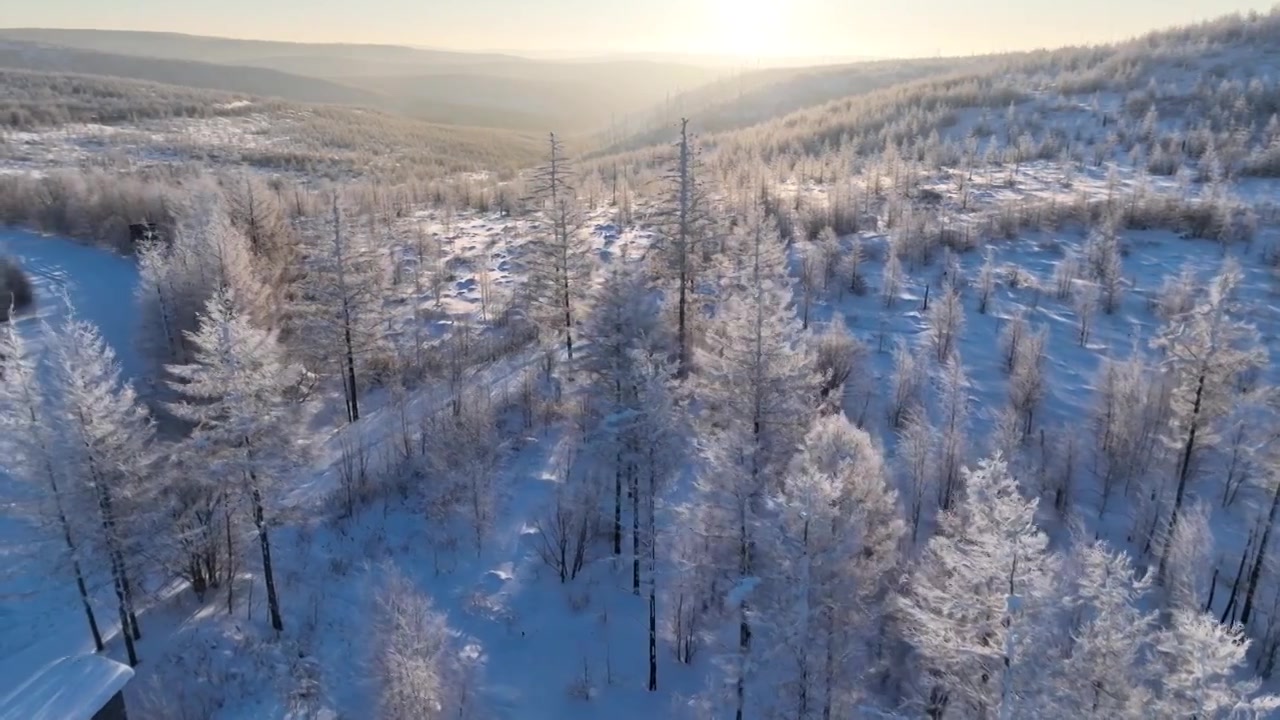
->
[0,229,142,379]
[0,653,133,720]
[0,230,143,696]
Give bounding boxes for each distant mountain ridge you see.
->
[0,28,734,133]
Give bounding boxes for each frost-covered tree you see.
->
[888,337,926,430]
[1091,352,1164,514]
[581,257,664,557]
[526,132,589,359]
[899,409,937,545]
[1150,611,1280,718]
[1047,539,1155,719]
[167,288,308,632]
[45,309,158,666]
[999,309,1029,374]
[655,119,715,375]
[847,232,868,295]
[898,455,1056,718]
[702,208,816,481]
[0,318,104,652]
[294,197,391,423]
[813,317,870,420]
[1051,250,1079,301]
[1152,259,1266,576]
[135,193,270,391]
[1008,324,1048,435]
[1163,502,1213,612]
[222,174,293,273]
[761,415,903,719]
[373,569,480,720]
[925,280,965,364]
[935,354,971,511]
[1156,265,1198,321]
[881,242,903,308]
[1084,223,1125,314]
[975,249,996,314]
[1074,282,1099,346]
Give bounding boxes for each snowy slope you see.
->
[0,230,142,672]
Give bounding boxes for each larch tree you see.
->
[373,568,480,720]
[526,132,589,360]
[655,118,715,376]
[0,318,104,652]
[45,309,158,666]
[1150,611,1280,718]
[1090,352,1164,515]
[135,193,271,393]
[222,173,294,275]
[976,248,997,314]
[166,288,308,633]
[580,256,664,559]
[693,208,815,720]
[888,337,926,430]
[1046,539,1156,719]
[899,408,937,545]
[761,414,904,719]
[1008,324,1048,436]
[897,455,1057,719]
[619,350,683,692]
[1152,259,1266,580]
[701,207,817,481]
[935,354,971,512]
[295,197,389,424]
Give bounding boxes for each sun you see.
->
[710,0,787,58]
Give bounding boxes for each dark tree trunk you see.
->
[343,315,360,423]
[613,461,622,556]
[1159,373,1205,579]
[1241,481,1280,626]
[73,557,104,652]
[632,463,640,595]
[251,484,284,633]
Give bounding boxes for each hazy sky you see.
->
[5,0,1274,59]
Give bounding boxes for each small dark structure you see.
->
[128,222,160,245]
[0,653,135,720]
[0,254,34,322]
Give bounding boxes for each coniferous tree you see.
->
[526,132,589,359]
[0,318,104,652]
[655,118,715,376]
[1152,259,1266,578]
[45,309,158,666]
[167,288,308,632]
[898,455,1056,718]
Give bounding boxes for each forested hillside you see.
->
[4,8,1280,720]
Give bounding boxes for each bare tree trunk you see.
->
[252,482,284,633]
[1159,374,1205,578]
[648,460,658,691]
[632,462,640,594]
[1241,481,1280,626]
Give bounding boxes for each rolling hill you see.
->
[0,29,729,133]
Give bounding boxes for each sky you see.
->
[3,0,1275,60]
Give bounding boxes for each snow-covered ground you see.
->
[0,229,142,703]
[4,163,1280,715]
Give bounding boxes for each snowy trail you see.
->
[0,230,143,675]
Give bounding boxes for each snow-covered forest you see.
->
[7,8,1280,720]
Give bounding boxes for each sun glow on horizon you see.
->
[709,0,791,58]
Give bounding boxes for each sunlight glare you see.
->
[710,0,787,58]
